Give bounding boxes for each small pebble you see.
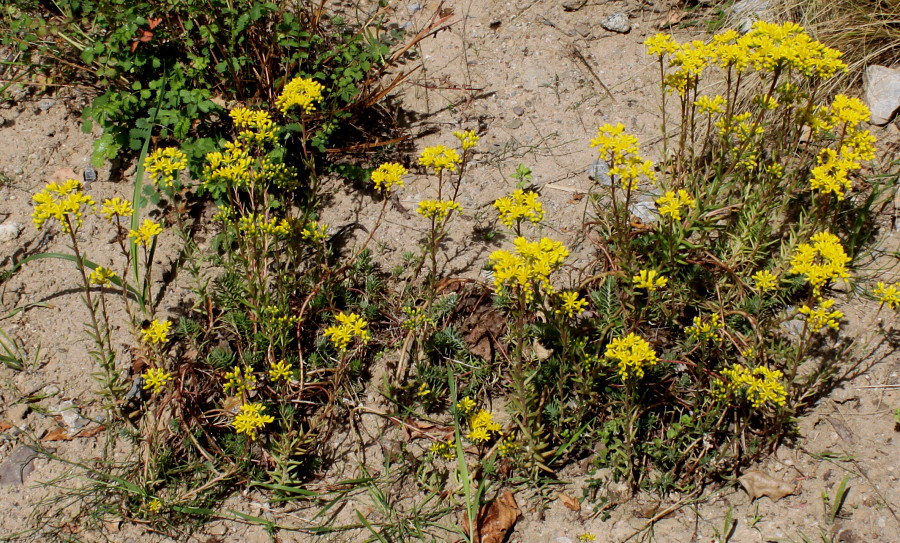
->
[83,166,97,184]
[601,12,631,34]
[513,106,524,116]
[505,118,523,129]
[0,223,22,243]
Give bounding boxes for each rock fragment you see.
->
[864,65,900,125]
[601,12,631,34]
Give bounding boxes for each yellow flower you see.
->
[225,365,257,395]
[809,147,858,200]
[467,409,501,442]
[89,266,117,287]
[752,269,779,292]
[268,360,293,382]
[605,332,658,380]
[493,189,544,228]
[142,367,173,394]
[417,199,461,221]
[276,77,325,114]
[147,498,163,513]
[416,382,431,398]
[557,291,588,318]
[233,402,274,439]
[229,107,278,145]
[31,179,96,232]
[714,363,786,408]
[129,219,163,246]
[141,319,172,345]
[453,130,480,150]
[498,435,518,457]
[829,94,870,126]
[590,123,639,160]
[685,313,723,342]
[489,237,569,302]
[655,190,696,221]
[590,125,655,190]
[874,282,900,309]
[371,162,408,192]
[301,221,328,243]
[456,396,476,414]
[418,145,461,174]
[632,269,668,291]
[100,197,134,221]
[799,298,843,332]
[144,147,187,187]
[323,312,371,351]
[789,232,850,293]
[645,33,679,56]
[578,534,597,542]
[694,95,726,115]
[430,440,456,460]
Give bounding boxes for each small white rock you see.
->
[601,12,631,34]
[864,65,900,125]
[0,223,22,243]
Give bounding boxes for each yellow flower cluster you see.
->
[577,534,597,542]
[694,95,726,115]
[129,218,162,246]
[752,269,779,292]
[100,197,134,221]
[650,23,846,96]
[323,312,371,351]
[301,221,329,243]
[417,199,461,221]
[237,213,292,237]
[401,306,436,330]
[142,367,173,394]
[430,439,456,460]
[686,313,723,342]
[453,129,480,150]
[144,147,188,187]
[371,162,408,192]
[714,363,787,408]
[799,298,843,332]
[789,232,850,293]
[656,189,696,221]
[268,359,293,382]
[224,365,257,395]
[493,189,544,228]
[633,269,668,291]
[418,145,461,174]
[32,179,96,232]
[605,332,658,380]
[874,282,900,309]
[488,237,569,302]
[457,396,476,415]
[233,402,274,439]
[89,266,117,287]
[276,77,325,114]
[261,305,300,328]
[807,95,876,200]
[203,140,296,191]
[556,291,588,318]
[141,319,171,344]
[230,107,278,145]
[589,124,655,190]
[467,409,502,442]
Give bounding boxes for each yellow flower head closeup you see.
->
[752,269,779,292]
[714,364,786,408]
[89,266,117,287]
[417,199,461,221]
[229,107,278,145]
[144,147,188,187]
[130,219,163,247]
[100,197,134,221]
[656,190,696,221]
[233,402,274,440]
[371,162,408,192]
[418,145,461,174]
[556,291,589,318]
[494,189,544,228]
[874,281,900,310]
[323,311,371,351]
[633,269,668,291]
[141,367,173,394]
[789,232,850,292]
[453,129,480,150]
[276,77,325,114]
[225,365,258,395]
[32,179,96,232]
[489,237,569,302]
[141,319,172,345]
[605,332,659,380]
[686,313,723,342]
[268,359,293,382]
[799,297,843,332]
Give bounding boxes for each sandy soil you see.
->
[1,0,898,541]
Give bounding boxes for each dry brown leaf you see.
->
[662,9,685,27]
[402,418,450,441]
[463,491,521,543]
[42,427,71,441]
[0,422,12,432]
[558,492,581,512]
[75,425,106,439]
[739,470,795,501]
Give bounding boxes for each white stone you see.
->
[0,223,22,243]
[600,12,631,34]
[864,65,900,125]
